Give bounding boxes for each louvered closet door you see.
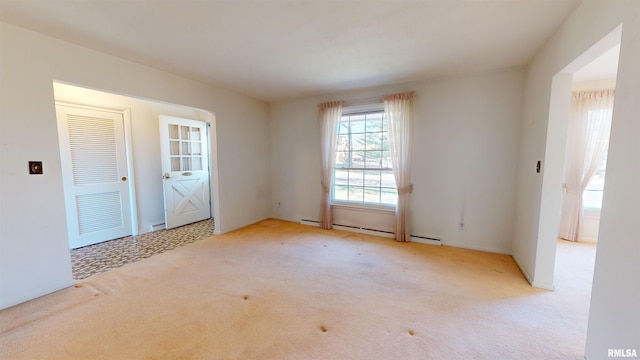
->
[56,105,132,249]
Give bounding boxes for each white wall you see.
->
[53,83,211,234]
[511,1,639,357]
[0,22,270,309]
[270,68,525,254]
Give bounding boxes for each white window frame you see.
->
[332,103,397,210]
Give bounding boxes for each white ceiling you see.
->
[0,0,583,102]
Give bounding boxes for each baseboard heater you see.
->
[300,219,441,245]
[410,234,442,246]
[300,219,320,227]
[334,223,394,234]
[300,219,395,238]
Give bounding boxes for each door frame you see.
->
[534,25,622,289]
[56,102,139,240]
[203,111,222,235]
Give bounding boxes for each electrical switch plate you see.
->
[29,161,43,175]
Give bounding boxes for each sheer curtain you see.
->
[318,101,342,229]
[384,92,416,242]
[559,89,614,241]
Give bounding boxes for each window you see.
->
[333,110,397,206]
[582,107,612,210]
[583,150,607,209]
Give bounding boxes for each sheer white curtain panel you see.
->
[559,89,614,241]
[384,91,416,242]
[318,101,342,229]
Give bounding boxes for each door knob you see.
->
[121,177,127,181]
[163,173,171,179]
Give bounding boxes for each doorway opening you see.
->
[535,24,621,351]
[53,82,220,251]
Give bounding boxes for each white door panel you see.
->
[159,116,210,229]
[56,105,132,249]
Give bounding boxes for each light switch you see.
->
[29,161,43,175]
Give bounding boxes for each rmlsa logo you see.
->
[608,349,638,358]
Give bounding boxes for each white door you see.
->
[56,105,132,249]
[159,116,210,229]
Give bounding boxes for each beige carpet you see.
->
[0,220,594,359]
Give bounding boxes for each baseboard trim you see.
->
[511,252,556,290]
[444,242,511,255]
[0,278,76,310]
[512,252,534,285]
[531,280,555,291]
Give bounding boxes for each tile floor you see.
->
[70,219,215,280]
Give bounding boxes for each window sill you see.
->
[331,202,396,215]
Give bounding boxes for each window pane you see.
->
[351,133,365,150]
[180,126,190,140]
[366,131,383,150]
[381,151,393,168]
[334,185,349,202]
[381,188,398,205]
[168,125,179,139]
[381,171,396,187]
[349,114,365,121]
[350,120,365,134]
[364,170,381,186]
[338,121,349,135]
[182,141,191,155]
[583,190,603,209]
[348,186,364,202]
[182,157,191,171]
[192,142,202,155]
[335,151,349,167]
[170,157,180,172]
[334,169,349,185]
[337,134,349,149]
[366,118,383,132]
[382,133,389,150]
[351,150,365,168]
[365,150,383,168]
[364,187,381,203]
[170,140,180,156]
[586,170,605,191]
[190,127,201,141]
[348,170,364,186]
